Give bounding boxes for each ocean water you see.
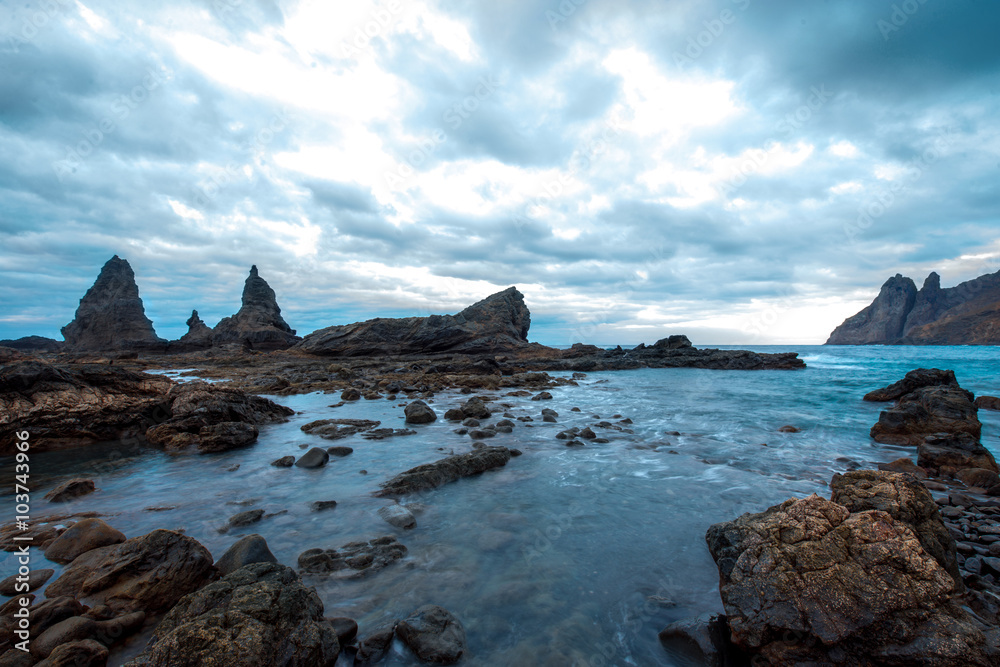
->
[4,345,1000,666]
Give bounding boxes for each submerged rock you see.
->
[124,562,340,666]
[864,368,958,402]
[376,447,513,497]
[300,418,379,440]
[44,479,96,503]
[396,605,467,665]
[378,504,416,529]
[298,536,407,578]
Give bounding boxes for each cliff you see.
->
[827,270,1000,345]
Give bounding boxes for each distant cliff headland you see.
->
[827,270,1000,345]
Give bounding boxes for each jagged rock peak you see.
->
[61,255,164,351]
[212,265,300,351]
[825,274,916,345]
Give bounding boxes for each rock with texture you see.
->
[295,447,330,468]
[45,529,214,615]
[124,562,340,667]
[396,605,467,665]
[173,310,214,351]
[215,534,278,576]
[44,479,96,503]
[404,400,437,424]
[378,504,416,529]
[296,286,531,356]
[376,446,513,497]
[212,266,300,351]
[864,368,958,402]
[61,256,165,352]
[706,494,1000,666]
[43,518,126,564]
[298,536,407,578]
[826,273,917,345]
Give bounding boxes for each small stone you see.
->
[462,418,480,427]
[270,455,295,467]
[327,446,354,457]
[311,500,338,511]
[778,425,801,433]
[531,391,553,401]
[341,387,361,401]
[44,479,96,503]
[295,447,330,468]
[378,504,417,529]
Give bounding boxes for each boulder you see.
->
[298,536,407,578]
[341,387,361,401]
[531,391,552,401]
[829,470,962,587]
[918,433,999,474]
[976,395,1000,412]
[396,605,466,665]
[33,639,109,667]
[460,397,491,419]
[211,266,300,350]
[404,400,437,425]
[870,385,981,446]
[196,421,259,453]
[355,626,396,666]
[31,612,144,660]
[61,255,165,352]
[44,479,96,503]
[228,509,264,527]
[864,368,958,402]
[957,468,1000,490]
[215,534,278,576]
[444,408,465,421]
[296,287,531,356]
[123,562,340,666]
[327,617,358,646]
[877,457,927,479]
[271,455,295,467]
[658,614,747,667]
[327,446,354,457]
[295,447,330,468]
[43,519,126,564]
[376,447,513,497]
[378,504,416,529]
[706,494,999,665]
[45,529,214,615]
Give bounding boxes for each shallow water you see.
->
[3,345,999,666]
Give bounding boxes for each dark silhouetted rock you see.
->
[295,447,330,468]
[976,395,1000,411]
[404,400,436,424]
[653,335,693,350]
[172,310,214,351]
[397,605,466,665]
[215,534,277,576]
[61,256,165,352]
[659,614,748,667]
[212,265,300,351]
[460,397,491,419]
[228,509,264,527]
[296,286,531,356]
[45,529,214,616]
[870,385,981,446]
[377,446,512,497]
[864,368,958,402]
[301,418,378,439]
[44,478,96,503]
[355,627,395,666]
[123,562,340,667]
[918,433,999,473]
[0,336,63,352]
[271,455,294,467]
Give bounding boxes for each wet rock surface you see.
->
[376,446,513,497]
[298,536,407,578]
[396,605,467,665]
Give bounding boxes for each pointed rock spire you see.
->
[61,256,164,351]
[213,266,300,350]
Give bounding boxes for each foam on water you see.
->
[3,345,999,665]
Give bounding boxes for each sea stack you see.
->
[173,309,214,351]
[212,265,300,350]
[61,255,164,352]
[295,286,531,356]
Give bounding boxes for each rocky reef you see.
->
[827,269,1000,345]
[211,265,300,351]
[60,256,165,352]
[296,286,531,357]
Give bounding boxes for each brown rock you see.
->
[44,479,96,503]
[976,395,1000,411]
[43,519,126,564]
[211,265,300,351]
[376,446,513,497]
[45,529,214,615]
[870,385,981,446]
[33,639,109,667]
[863,368,958,402]
[877,457,927,479]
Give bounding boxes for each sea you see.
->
[4,345,1000,666]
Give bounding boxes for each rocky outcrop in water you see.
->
[125,562,341,667]
[0,360,291,456]
[376,446,513,497]
[704,481,1000,666]
[212,266,300,351]
[296,286,531,356]
[827,270,1000,345]
[866,369,997,473]
[61,256,165,352]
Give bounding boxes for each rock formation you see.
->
[61,256,165,352]
[827,269,1000,345]
[174,310,213,351]
[0,359,292,456]
[296,286,531,356]
[705,477,1000,666]
[0,335,63,352]
[212,266,300,350]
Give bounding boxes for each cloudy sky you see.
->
[2,0,998,346]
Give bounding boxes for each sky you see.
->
[1,0,999,346]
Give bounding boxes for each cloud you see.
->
[1,0,998,345]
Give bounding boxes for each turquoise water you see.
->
[3,346,999,665]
